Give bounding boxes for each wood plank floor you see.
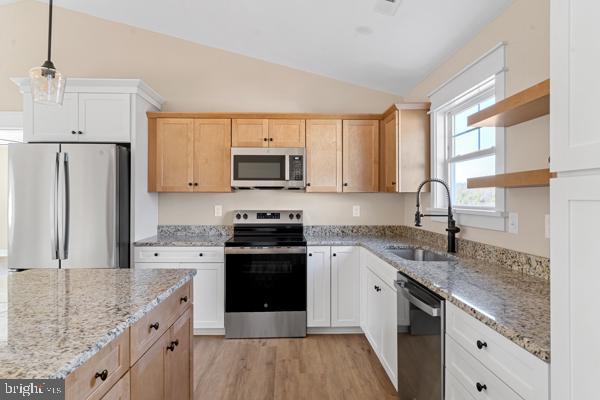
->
[194,335,398,400]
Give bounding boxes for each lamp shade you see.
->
[29,64,66,105]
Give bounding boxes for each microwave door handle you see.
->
[285,155,290,181]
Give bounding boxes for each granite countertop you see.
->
[134,234,228,247]
[306,234,550,362]
[0,268,196,379]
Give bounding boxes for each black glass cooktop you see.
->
[225,223,306,247]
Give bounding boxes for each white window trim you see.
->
[429,43,507,231]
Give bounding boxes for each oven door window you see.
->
[226,253,306,312]
[233,155,285,181]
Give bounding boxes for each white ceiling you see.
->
[47,0,511,95]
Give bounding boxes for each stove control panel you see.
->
[233,210,303,224]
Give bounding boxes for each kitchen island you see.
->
[0,268,195,399]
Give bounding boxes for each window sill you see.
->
[425,207,506,231]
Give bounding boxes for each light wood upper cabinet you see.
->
[232,119,268,147]
[152,119,194,192]
[193,119,232,192]
[380,105,430,193]
[342,120,379,192]
[306,120,342,192]
[268,119,306,147]
[149,118,231,192]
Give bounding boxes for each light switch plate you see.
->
[353,205,360,217]
[214,205,223,217]
[508,212,518,234]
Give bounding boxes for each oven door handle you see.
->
[225,246,307,255]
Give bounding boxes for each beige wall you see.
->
[403,0,550,257]
[0,146,7,252]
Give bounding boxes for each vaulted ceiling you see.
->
[33,0,511,94]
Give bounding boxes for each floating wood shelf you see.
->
[467,168,556,189]
[467,79,550,128]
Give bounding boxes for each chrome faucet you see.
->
[415,178,461,253]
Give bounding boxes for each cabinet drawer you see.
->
[359,248,397,286]
[446,302,549,400]
[446,335,522,400]
[65,330,130,400]
[130,282,191,364]
[446,371,476,400]
[101,372,130,400]
[134,246,224,263]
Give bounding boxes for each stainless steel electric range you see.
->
[224,210,307,339]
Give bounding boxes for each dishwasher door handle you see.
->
[396,281,441,317]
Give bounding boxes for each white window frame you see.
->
[428,43,507,231]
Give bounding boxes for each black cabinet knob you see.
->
[263,138,268,142]
[180,296,188,304]
[344,183,348,187]
[167,339,179,351]
[154,253,159,257]
[306,183,311,187]
[150,322,160,331]
[374,285,381,292]
[199,253,203,257]
[476,340,488,350]
[188,182,193,186]
[193,183,198,186]
[77,131,83,135]
[476,383,487,392]
[269,138,273,141]
[332,253,336,257]
[309,253,312,256]
[392,181,396,185]
[71,130,76,135]
[95,369,108,381]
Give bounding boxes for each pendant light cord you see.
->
[47,0,53,62]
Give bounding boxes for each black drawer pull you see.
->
[180,296,188,304]
[374,285,381,292]
[150,322,160,331]
[95,369,108,381]
[476,340,488,350]
[476,383,487,392]
[167,339,179,351]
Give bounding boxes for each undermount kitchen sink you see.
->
[387,247,453,262]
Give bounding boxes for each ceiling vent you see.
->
[374,0,402,16]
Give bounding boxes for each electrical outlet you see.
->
[545,214,550,239]
[508,212,519,234]
[214,205,223,217]
[352,205,360,217]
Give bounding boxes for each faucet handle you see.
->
[414,211,422,227]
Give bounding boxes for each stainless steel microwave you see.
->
[231,147,305,189]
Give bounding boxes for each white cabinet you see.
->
[359,249,398,388]
[77,93,131,142]
[32,93,78,141]
[551,0,600,172]
[134,246,225,332]
[330,246,360,327]
[307,247,331,328]
[446,371,476,400]
[551,174,600,400]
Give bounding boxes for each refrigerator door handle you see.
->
[58,152,71,260]
[50,152,59,260]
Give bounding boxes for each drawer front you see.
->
[101,372,130,400]
[446,335,523,400]
[446,302,549,400]
[66,330,130,400]
[130,282,192,364]
[134,246,224,263]
[359,248,397,286]
[446,371,476,400]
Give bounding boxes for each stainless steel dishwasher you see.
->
[395,273,444,400]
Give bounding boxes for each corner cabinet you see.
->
[342,120,379,192]
[380,104,430,193]
[148,118,232,192]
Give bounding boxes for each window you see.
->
[428,43,507,231]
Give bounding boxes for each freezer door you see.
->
[8,143,61,268]
[59,144,120,268]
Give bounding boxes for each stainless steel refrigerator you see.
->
[8,143,130,269]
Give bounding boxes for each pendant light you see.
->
[29,0,66,105]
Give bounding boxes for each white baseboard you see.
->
[307,326,363,334]
[194,327,225,336]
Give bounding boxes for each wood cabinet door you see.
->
[77,93,131,143]
[166,309,192,400]
[331,247,360,327]
[193,119,231,192]
[342,120,379,192]
[30,92,78,142]
[305,120,342,192]
[154,119,194,192]
[232,119,268,147]
[398,109,430,193]
[268,119,306,147]
[307,246,331,328]
[130,331,169,400]
[380,111,398,193]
